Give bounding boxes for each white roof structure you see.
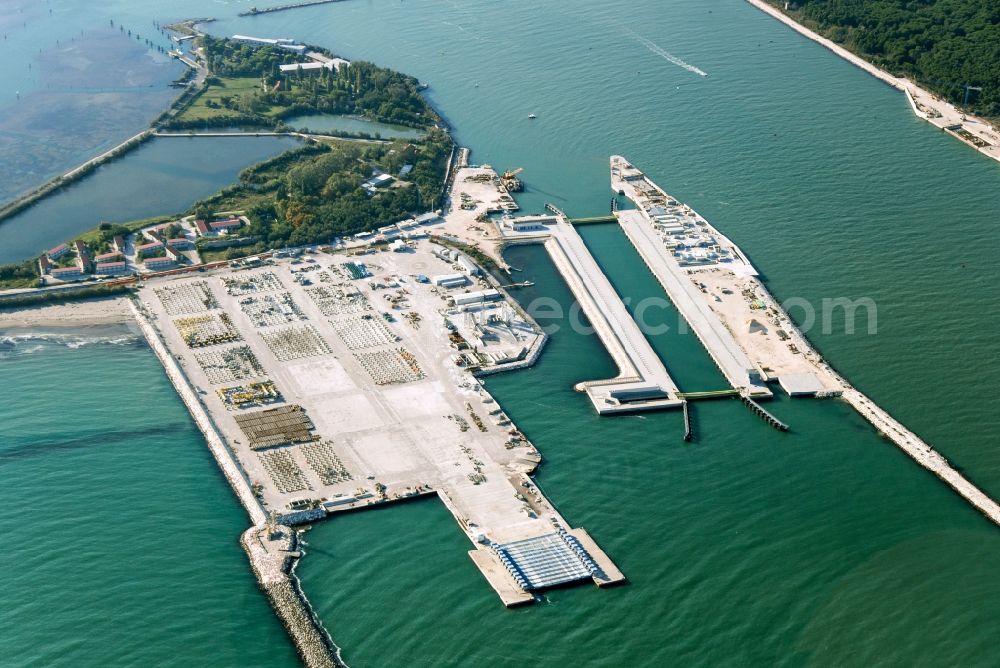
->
[279,62,332,73]
[232,35,306,52]
[457,255,480,275]
[778,372,825,396]
[452,289,501,305]
[416,212,443,225]
[432,273,468,287]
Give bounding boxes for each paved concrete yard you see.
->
[138,240,622,604]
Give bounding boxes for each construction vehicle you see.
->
[501,167,524,192]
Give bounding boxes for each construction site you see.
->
[122,151,1000,667]
[135,239,623,610]
[485,155,1000,535]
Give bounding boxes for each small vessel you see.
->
[527,113,536,119]
[501,167,524,192]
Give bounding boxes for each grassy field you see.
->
[198,241,266,264]
[174,76,272,122]
[0,274,40,290]
[76,215,176,247]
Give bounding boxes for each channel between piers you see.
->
[543,221,683,414]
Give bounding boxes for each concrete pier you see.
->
[568,528,626,587]
[545,221,683,413]
[742,394,789,431]
[843,388,1000,526]
[238,0,347,16]
[468,549,535,607]
[606,155,1000,529]
[613,208,771,398]
[137,241,626,616]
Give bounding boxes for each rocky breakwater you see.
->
[242,524,346,668]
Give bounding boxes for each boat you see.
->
[501,167,524,192]
[527,113,536,119]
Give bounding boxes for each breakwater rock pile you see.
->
[242,525,346,668]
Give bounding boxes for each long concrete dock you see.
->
[545,221,683,413]
[615,208,768,396]
[152,131,388,144]
[238,0,347,16]
[606,156,1000,529]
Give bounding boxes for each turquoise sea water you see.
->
[0,328,298,667]
[2,0,1000,666]
[299,242,1000,667]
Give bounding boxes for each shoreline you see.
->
[745,0,1000,163]
[0,297,133,330]
[744,0,904,92]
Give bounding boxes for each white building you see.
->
[363,173,394,195]
[433,273,469,288]
[415,212,443,226]
[503,215,554,232]
[279,61,337,74]
[456,255,481,276]
[451,289,502,306]
[231,35,306,53]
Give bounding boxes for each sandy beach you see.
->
[0,296,133,330]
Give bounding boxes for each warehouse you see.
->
[432,273,469,288]
[451,289,502,306]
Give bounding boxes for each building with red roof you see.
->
[136,241,165,258]
[144,256,176,271]
[50,266,85,281]
[47,243,70,260]
[95,261,130,276]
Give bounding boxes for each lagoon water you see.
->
[0,135,296,264]
[284,114,424,140]
[2,0,1000,666]
[0,0,183,202]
